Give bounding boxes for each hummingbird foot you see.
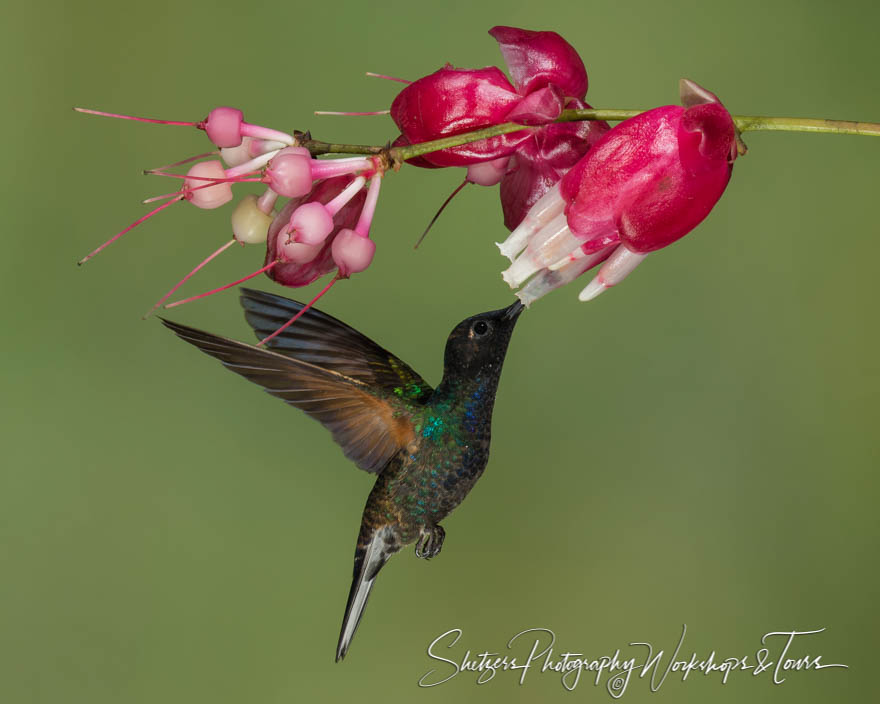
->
[414,524,445,559]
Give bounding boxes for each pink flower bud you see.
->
[184,161,233,209]
[287,201,334,245]
[266,147,313,198]
[204,107,244,148]
[332,229,376,276]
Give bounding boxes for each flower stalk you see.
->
[294,111,880,164]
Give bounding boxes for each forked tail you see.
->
[336,525,399,662]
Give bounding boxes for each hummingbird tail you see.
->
[336,525,398,662]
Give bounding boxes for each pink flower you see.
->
[389,26,608,230]
[75,106,386,324]
[499,79,740,304]
[266,175,369,288]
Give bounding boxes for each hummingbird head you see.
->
[442,299,524,379]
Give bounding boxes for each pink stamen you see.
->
[365,72,411,84]
[257,275,340,347]
[146,170,258,183]
[78,196,181,265]
[74,107,201,128]
[144,239,237,318]
[143,191,183,204]
[164,260,278,309]
[314,110,391,116]
[147,151,217,172]
[142,176,260,204]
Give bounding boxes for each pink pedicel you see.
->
[331,174,382,275]
[500,79,739,304]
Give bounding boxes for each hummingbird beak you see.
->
[503,299,525,321]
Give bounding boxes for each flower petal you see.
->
[489,26,588,98]
[505,85,564,125]
[390,65,529,166]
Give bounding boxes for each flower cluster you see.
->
[78,24,746,329]
[76,107,383,333]
[386,28,740,305]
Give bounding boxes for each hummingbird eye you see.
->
[471,320,490,337]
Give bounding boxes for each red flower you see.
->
[390,26,608,229]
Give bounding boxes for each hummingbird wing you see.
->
[239,288,433,404]
[161,318,426,474]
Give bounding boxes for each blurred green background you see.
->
[2,0,877,701]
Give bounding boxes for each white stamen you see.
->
[496,183,565,261]
[578,247,648,301]
[502,251,543,288]
[518,254,595,307]
[524,212,582,268]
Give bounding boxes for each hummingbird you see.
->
[161,287,523,661]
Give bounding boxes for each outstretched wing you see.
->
[239,288,433,404]
[162,319,423,474]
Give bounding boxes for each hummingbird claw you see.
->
[414,524,445,559]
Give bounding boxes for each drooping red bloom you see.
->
[499,79,740,304]
[390,26,609,230]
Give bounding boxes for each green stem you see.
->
[300,109,880,162]
[731,115,880,136]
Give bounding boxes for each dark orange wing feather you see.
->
[161,317,424,473]
[239,288,433,404]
